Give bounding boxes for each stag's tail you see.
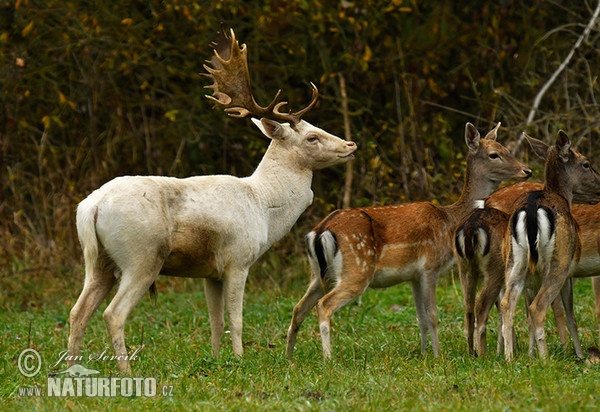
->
[76,198,101,279]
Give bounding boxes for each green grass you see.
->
[1,257,600,411]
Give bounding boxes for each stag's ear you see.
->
[465,122,480,153]
[556,130,572,162]
[252,118,285,140]
[523,133,549,160]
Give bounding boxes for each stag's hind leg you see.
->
[102,260,162,374]
[68,255,116,366]
[286,276,325,359]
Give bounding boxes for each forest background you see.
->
[2,0,600,285]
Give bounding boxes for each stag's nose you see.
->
[346,141,356,147]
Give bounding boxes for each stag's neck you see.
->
[443,162,498,225]
[543,155,573,207]
[248,143,314,244]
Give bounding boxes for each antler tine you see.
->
[203,25,318,126]
[273,82,319,125]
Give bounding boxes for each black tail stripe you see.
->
[526,191,543,264]
[455,230,465,259]
[314,231,337,279]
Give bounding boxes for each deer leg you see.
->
[525,288,537,357]
[316,280,367,360]
[475,273,503,357]
[593,276,600,347]
[411,280,430,355]
[286,276,324,359]
[528,275,567,360]
[204,278,225,357]
[68,267,116,366]
[425,273,440,357]
[223,268,250,357]
[458,261,477,356]
[102,265,160,374]
[551,297,568,346]
[501,255,527,362]
[560,278,583,358]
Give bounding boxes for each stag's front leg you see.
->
[223,268,250,356]
[204,278,225,357]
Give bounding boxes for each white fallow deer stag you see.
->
[67,27,357,373]
[286,122,533,360]
[500,131,600,362]
[456,176,600,357]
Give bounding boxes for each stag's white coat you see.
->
[68,117,356,373]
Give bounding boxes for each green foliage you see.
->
[1,1,600,275]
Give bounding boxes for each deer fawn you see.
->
[500,131,600,361]
[67,27,356,373]
[286,122,532,359]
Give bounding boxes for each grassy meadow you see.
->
[2,250,600,411]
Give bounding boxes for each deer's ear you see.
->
[483,122,501,141]
[556,130,572,162]
[523,133,549,160]
[252,118,285,140]
[465,122,481,153]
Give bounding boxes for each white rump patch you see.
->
[511,211,529,265]
[320,230,343,280]
[456,230,466,258]
[305,231,321,276]
[536,208,555,266]
[513,211,527,248]
[474,227,488,256]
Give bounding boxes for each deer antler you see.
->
[203,25,318,126]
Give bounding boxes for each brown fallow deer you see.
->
[455,184,572,357]
[286,122,533,360]
[500,131,600,361]
[67,27,357,373]
[458,168,600,357]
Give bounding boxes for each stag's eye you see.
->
[489,153,500,159]
[583,162,591,170]
[307,135,319,143]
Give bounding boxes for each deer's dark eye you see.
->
[307,135,319,143]
[489,153,500,159]
[583,162,591,170]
